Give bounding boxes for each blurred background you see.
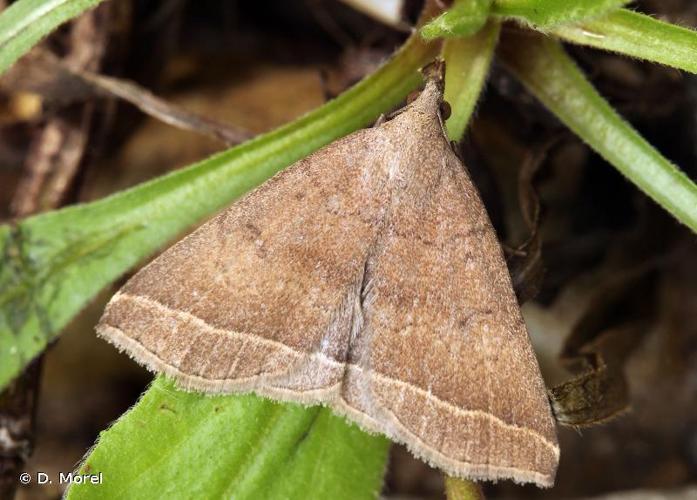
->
[0,1,696,498]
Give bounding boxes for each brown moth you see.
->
[97,78,559,487]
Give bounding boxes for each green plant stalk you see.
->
[421,0,491,40]
[0,0,105,75]
[442,20,500,141]
[499,31,697,233]
[491,0,630,27]
[445,476,485,500]
[66,377,390,499]
[551,8,697,74]
[0,33,439,390]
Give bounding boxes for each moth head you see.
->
[422,58,445,90]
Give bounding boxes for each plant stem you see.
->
[420,0,491,40]
[445,475,486,500]
[491,0,629,27]
[551,9,697,74]
[442,20,500,141]
[499,30,697,233]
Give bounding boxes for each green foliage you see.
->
[0,34,437,390]
[421,0,491,40]
[499,32,697,233]
[491,0,631,27]
[66,377,390,500]
[0,0,105,75]
[552,9,697,74]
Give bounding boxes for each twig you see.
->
[3,50,253,147]
[444,475,486,500]
[73,70,252,146]
[10,120,66,216]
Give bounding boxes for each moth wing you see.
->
[97,130,391,397]
[342,145,559,486]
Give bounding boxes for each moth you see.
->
[97,77,559,487]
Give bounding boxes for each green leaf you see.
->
[0,0,105,75]
[420,0,491,40]
[66,377,390,499]
[442,21,500,141]
[492,0,630,27]
[0,33,438,390]
[499,31,697,233]
[551,8,697,74]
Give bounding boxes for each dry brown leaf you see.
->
[550,270,656,427]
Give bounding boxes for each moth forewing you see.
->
[97,79,559,487]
